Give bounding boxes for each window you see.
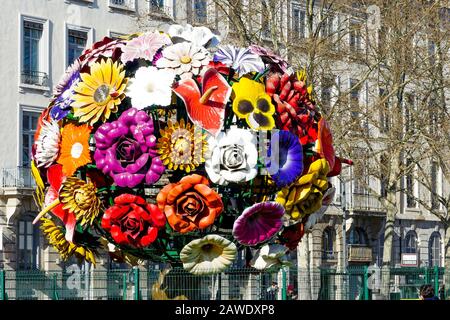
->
[22,111,39,167]
[22,20,45,86]
[349,78,360,118]
[428,40,436,66]
[150,0,163,8]
[193,0,207,24]
[404,93,415,132]
[322,227,336,260]
[404,231,417,254]
[405,158,416,208]
[431,161,439,210]
[292,7,306,39]
[349,20,362,53]
[429,232,441,267]
[321,77,334,112]
[68,29,87,67]
[347,227,368,246]
[17,215,40,270]
[321,14,334,38]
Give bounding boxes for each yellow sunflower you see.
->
[157,119,207,172]
[40,218,96,265]
[60,177,102,227]
[71,58,128,126]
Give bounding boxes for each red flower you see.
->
[102,194,166,248]
[266,73,318,145]
[279,222,305,251]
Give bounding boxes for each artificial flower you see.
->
[250,244,291,270]
[205,126,258,185]
[101,194,166,248]
[180,234,237,275]
[249,44,289,73]
[327,157,354,177]
[279,223,305,251]
[156,174,223,233]
[121,31,172,64]
[156,42,210,80]
[232,77,275,130]
[126,66,175,109]
[266,72,317,145]
[168,24,220,48]
[266,130,303,188]
[32,164,76,242]
[157,119,208,172]
[173,68,232,136]
[78,37,124,67]
[304,186,335,230]
[51,59,81,120]
[315,117,336,169]
[213,45,265,77]
[72,58,128,126]
[34,118,61,168]
[59,176,101,227]
[232,202,284,246]
[57,123,92,176]
[40,217,97,264]
[276,158,330,223]
[94,108,165,188]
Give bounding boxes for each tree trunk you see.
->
[380,200,397,299]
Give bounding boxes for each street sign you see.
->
[401,253,418,267]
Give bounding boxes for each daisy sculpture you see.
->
[31,24,350,275]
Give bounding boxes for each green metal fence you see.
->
[0,266,447,300]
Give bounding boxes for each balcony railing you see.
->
[21,70,49,87]
[348,245,372,263]
[1,167,36,188]
[109,0,136,11]
[351,193,385,212]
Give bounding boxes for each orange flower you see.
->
[57,123,92,176]
[156,174,223,233]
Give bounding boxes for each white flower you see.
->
[126,66,175,109]
[34,118,61,168]
[156,42,210,80]
[250,244,292,270]
[120,31,172,64]
[205,127,258,185]
[168,24,221,48]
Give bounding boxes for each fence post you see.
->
[134,267,140,300]
[281,268,287,300]
[122,273,127,300]
[52,273,59,300]
[0,270,5,300]
[434,266,439,297]
[363,266,369,300]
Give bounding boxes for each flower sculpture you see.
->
[32,24,348,276]
[102,194,166,248]
[180,235,237,275]
[94,108,165,188]
[156,174,223,233]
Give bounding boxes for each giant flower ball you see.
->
[31,24,348,275]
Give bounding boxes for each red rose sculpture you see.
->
[101,194,166,248]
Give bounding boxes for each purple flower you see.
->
[94,108,165,187]
[232,202,284,246]
[266,130,303,188]
[51,59,81,120]
[213,45,265,77]
[249,44,289,73]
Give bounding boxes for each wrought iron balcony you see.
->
[1,167,36,188]
[21,70,49,87]
[109,0,136,11]
[351,192,385,212]
[348,245,372,263]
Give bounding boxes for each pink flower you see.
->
[121,32,172,64]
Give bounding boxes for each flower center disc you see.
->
[93,84,111,105]
[71,142,84,159]
[180,56,192,64]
